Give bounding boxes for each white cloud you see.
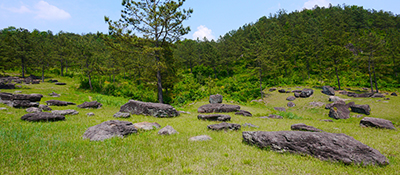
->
[192,25,215,40]
[34,1,71,20]
[6,5,32,13]
[303,0,330,9]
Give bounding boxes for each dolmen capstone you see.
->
[198,114,231,121]
[321,86,335,96]
[300,88,314,98]
[119,100,179,118]
[291,123,323,132]
[82,120,137,141]
[242,131,389,166]
[209,94,223,104]
[360,117,396,130]
[197,103,240,113]
[348,102,371,115]
[77,101,102,109]
[8,93,43,108]
[235,110,252,117]
[52,109,79,115]
[207,122,241,131]
[46,100,76,106]
[21,112,65,122]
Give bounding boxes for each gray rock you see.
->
[329,96,346,102]
[207,122,241,131]
[178,111,191,114]
[48,92,60,97]
[21,112,65,122]
[391,92,397,96]
[291,123,324,132]
[300,88,314,98]
[209,94,223,104]
[133,122,161,130]
[287,102,295,107]
[322,86,335,96]
[82,120,137,141]
[0,92,13,101]
[260,114,283,119]
[26,107,42,113]
[339,91,348,95]
[158,126,178,135]
[11,94,43,102]
[87,112,95,116]
[189,135,212,141]
[286,96,296,101]
[242,123,259,128]
[0,83,15,89]
[77,101,102,109]
[113,112,130,118]
[360,117,396,130]
[119,100,179,118]
[52,109,79,115]
[198,114,231,121]
[320,119,333,122]
[197,103,240,113]
[325,100,346,109]
[14,91,22,93]
[0,107,7,110]
[12,100,39,108]
[242,131,389,166]
[273,107,286,112]
[39,104,52,111]
[269,88,277,92]
[235,110,252,117]
[278,89,286,93]
[294,92,301,98]
[349,102,371,115]
[348,92,374,98]
[310,101,325,107]
[46,100,76,106]
[329,104,350,120]
[371,93,385,98]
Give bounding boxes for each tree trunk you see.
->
[368,51,374,93]
[372,60,378,93]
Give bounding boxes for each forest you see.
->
[1,4,399,105]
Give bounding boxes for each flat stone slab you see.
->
[207,122,241,131]
[21,112,65,122]
[242,131,389,166]
[260,114,283,119]
[291,123,324,132]
[82,120,137,141]
[11,94,43,102]
[158,126,178,135]
[242,123,259,128]
[26,107,42,113]
[39,104,52,111]
[189,135,212,141]
[273,107,286,112]
[113,112,130,118]
[360,117,396,130]
[197,103,240,113]
[349,102,371,115]
[46,100,76,106]
[235,110,252,117]
[198,114,231,121]
[52,109,79,115]
[119,100,179,118]
[12,100,39,108]
[77,101,102,109]
[48,92,60,97]
[133,122,161,130]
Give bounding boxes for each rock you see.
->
[300,88,314,98]
[320,119,333,122]
[242,131,389,166]
[0,92,13,101]
[77,101,102,109]
[12,100,39,108]
[287,102,295,107]
[207,122,241,131]
[11,94,43,102]
[362,88,369,91]
[260,114,283,119]
[329,104,350,120]
[46,100,76,106]
[82,120,137,141]
[285,91,291,93]
[309,101,325,107]
[0,107,7,110]
[48,92,60,97]
[278,89,286,93]
[242,123,259,128]
[235,110,252,117]
[371,93,385,98]
[49,79,58,83]
[325,100,346,109]
[113,112,130,118]
[32,80,40,84]
[291,123,324,132]
[292,90,302,93]
[197,103,240,113]
[339,91,348,95]
[14,91,22,93]
[209,94,223,104]
[269,88,277,92]
[391,92,397,96]
[349,102,371,115]
[158,126,178,135]
[87,112,95,116]
[55,82,66,85]
[329,96,347,102]
[52,109,79,115]
[189,135,212,141]
[360,117,396,130]
[0,83,15,89]
[26,107,42,113]
[178,111,191,114]
[119,100,179,118]
[39,104,52,111]
[294,92,301,98]
[352,114,364,118]
[273,107,286,112]
[286,96,296,101]
[348,92,374,98]
[198,114,231,121]
[133,122,161,130]
[322,86,335,96]
[21,112,65,122]
[384,98,390,100]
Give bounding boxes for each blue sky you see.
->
[1,0,399,40]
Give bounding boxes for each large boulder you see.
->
[11,94,43,102]
[198,114,231,121]
[300,88,314,98]
[207,122,241,131]
[349,102,371,115]
[360,117,396,130]
[52,109,79,115]
[82,120,137,141]
[242,131,389,166]
[327,101,352,119]
[209,94,223,104]
[21,112,65,122]
[0,83,15,89]
[325,100,346,109]
[119,100,179,118]
[12,100,39,108]
[322,86,335,96]
[46,100,76,106]
[235,110,252,117]
[291,123,323,132]
[197,103,240,113]
[77,101,102,109]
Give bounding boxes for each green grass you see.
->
[1,76,400,174]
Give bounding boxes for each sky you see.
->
[1,0,399,40]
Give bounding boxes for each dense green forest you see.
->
[1,4,399,105]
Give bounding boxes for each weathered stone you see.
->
[242,123,259,128]
[158,126,178,135]
[113,112,130,118]
[286,96,296,101]
[198,114,231,121]
[291,123,323,132]
[12,100,39,108]
[391,92,397,96]
[207,122,241,131]
[209,94,223,104]
[371,93,385,98]
[294,92,301,98]
[322,86,335,96]
[360,117,396,130]
[235,110,252,117]
[339,91,348,95]
[329,96,347,102]
[119,100,179,118]
[133,122,161,130]
[273,107,286,112]
[325,100,346,109]
[87,112,95,116]
[48,92,60,97]
[384,98,390,100]
[329,104,350,120]
[197,103,240,113]
[21,112,65,122]
[287,102,295,107]
[46,100,76,106]
[260,114,283,119]
[269,88,277,92]
[52,109,79,115]
[348,92,374,98]
[349,102,371,115]
[320,119,333,122]
[14,91,22,93]
[189,135,212,141]
[49,79,58,83]
[11,94,43,102]
[26,107,42,113]
[278,89,286,93]
[82,120,137,141]
[0,92,13,101]
[242,131,389,166]
[0,83,15,89]
[178,111,191,114]
[0,107,7,110]
[300,88,314,98]
[39,104,52,111]
[55,82,66,85]
[77,101,102,109]
[309,101,325,107]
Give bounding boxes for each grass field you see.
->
[1,75,399,174]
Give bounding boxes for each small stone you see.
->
[39,104,52,111]
[391,92,397,96]
[113,112,130,118]
[320,119,333,122]
[310,101,325,107]
[158,126,178,135]
[178,111,191,114]
[0,107,7,110]
[273,107,286,112]
[242,123,259,128]
[87,112,95,116]
[287,102,296,107]
[55,82,66,85]
[286,96,296,101]
[133,122,161,130]
[260,114,283,119]
[189,135,212,141]
[235,110,252,117]
[14,91,22,93]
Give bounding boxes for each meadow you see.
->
[1,75,399,174]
